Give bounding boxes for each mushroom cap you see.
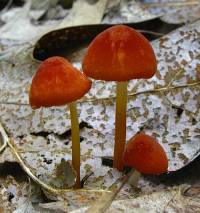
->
[29,56,92,109]
[123,133,168,175]
[82,25,157,81]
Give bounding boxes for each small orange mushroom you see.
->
[123,133,168,175]
[86,133,168,213]
[30,56,91,108]
[82,25,157,171]
[29,56,92,188]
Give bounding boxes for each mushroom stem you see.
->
[69,102,81,188]
[113,81,128,171]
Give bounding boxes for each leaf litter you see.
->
[0,0,200,212]
[71,185,200,213]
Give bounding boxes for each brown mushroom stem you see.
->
[113,81,128,171]
[69,102,81,188]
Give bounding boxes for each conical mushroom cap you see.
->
[29,56,92,109]
[123,133,168,175]
[82,25,157,81]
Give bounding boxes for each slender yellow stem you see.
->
[113,82,128,171]
[69,102,81,188]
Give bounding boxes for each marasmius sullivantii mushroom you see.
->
[123,132,168,175]
[29,56,92,188]
[82,25,157,171]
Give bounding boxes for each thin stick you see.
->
[142,1,199,8]
[113,82,128,171]
[0,124,8,153]
[0,122,110,194]
[86,170,141,213]
[69,102,81,188]
[7,137,109,194]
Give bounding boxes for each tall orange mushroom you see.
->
[29,56,92,188]
[82,25,157,171]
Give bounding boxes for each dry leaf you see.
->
[72,185,200,213]
[0,1,200,212]
[58,0,108,28]
[103,0,155,23]
[138,0,200,18]
[0,0,107,42]
[0,18,199,194]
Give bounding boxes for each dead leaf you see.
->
[48,159,76,189]
[0,17,199,196]
[58,0,108,28]
[32,17,181,61]
[0,1,200,212]
[72,185,200,213]
[39,201,71,212]
[161,3,200,24]
[0,0,107,42]
[103,0,155,23]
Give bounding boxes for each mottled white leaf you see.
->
[0,3,200,213]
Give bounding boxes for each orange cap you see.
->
[123,133,168,175]
[82,25,157,81]
[29,56,92,109]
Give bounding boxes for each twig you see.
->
[0,122,111,195]
[23,177,31,213]
[86,170,140,213]
[141,1,199,8]
[0,0,13,14]
[163,189,179,212]
[0,123,8,153]
[86,174,130,213]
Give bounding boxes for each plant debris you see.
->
[0,0,200,212]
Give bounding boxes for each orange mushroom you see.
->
[82,25,157,171]
[86,133,168,213]
[29,56,92,188]
[123,133,168,175]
